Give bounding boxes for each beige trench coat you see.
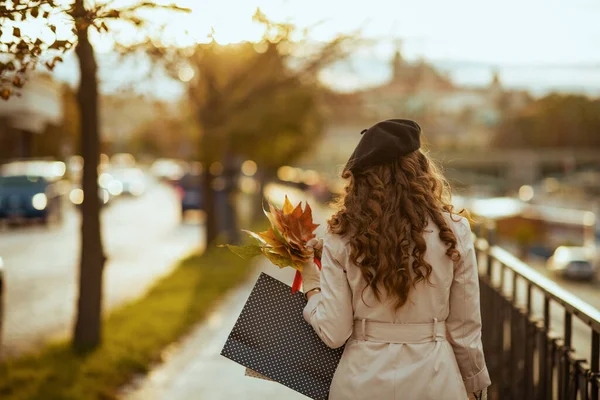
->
[303,215,491,399]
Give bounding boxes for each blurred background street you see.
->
[0,176,202,356]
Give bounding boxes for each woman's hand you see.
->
[306,238,323,253]
[302,238,323,293]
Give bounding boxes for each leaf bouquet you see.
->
[221,195,322,293]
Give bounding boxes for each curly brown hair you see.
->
[328,149,467,309]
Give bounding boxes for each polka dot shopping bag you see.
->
[221,273,345,400]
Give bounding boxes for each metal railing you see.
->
[475,224,600,400]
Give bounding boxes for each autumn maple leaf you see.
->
[221,195,320,272]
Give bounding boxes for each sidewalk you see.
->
[121,261,308,400]
[122,185,333,400]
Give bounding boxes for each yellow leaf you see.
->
[282,195,294,215]
[241,229,267,244]
[257,228,285,247]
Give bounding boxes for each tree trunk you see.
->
[222,152,240,244]
[72,16,105,351]
[202,161,219,246]
[252,169,267,223]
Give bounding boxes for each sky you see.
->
[39,0,600,97]
[169,0,600,65]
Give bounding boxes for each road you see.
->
[0,179,202,357]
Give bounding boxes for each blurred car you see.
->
[308,180,335,204]
[528,245,554,260]
[0,175,62,225]
[150,158,187,184]
[1,159,66,183]
[546,246,598,280]
[106,167,146,197]
[174,172,204,217]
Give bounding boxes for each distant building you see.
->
[454,196,597,250]
[0,74,63,162]
[303,49,531,174]
[100,94,183,154]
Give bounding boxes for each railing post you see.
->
[484,221,501,398]
[486,220,496,278]
[560,311,573,399]
[539,297,551,399]
[592,331,599,400]
[524,284,535,399]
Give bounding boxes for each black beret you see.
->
[344,119,421,173]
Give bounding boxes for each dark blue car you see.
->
[175,172,204,217]
[0,175,62,224]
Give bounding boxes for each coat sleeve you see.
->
[447,219,492,393]
[303,234,354,349]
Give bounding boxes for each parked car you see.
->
[1,159,66,182]
[546,246,598,280]
[175,172,204,217]
[0,175,62,225]
[150,158,186,184]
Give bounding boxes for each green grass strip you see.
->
[0,238,259,400]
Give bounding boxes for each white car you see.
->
[150,159,187,183]
[546,246,597,280]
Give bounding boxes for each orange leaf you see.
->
[224,195,320,274]
[291,201,303,219]
[300,202,320,234]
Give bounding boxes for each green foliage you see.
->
[230,82,326,169]
[494,93,600,148]
[0,244,254,400]
[182,14,351,169]
[0,1,72,99]
[128,103,200,160]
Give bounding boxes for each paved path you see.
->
[122,262,308,400]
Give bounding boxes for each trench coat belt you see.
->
[350,318,447,344]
